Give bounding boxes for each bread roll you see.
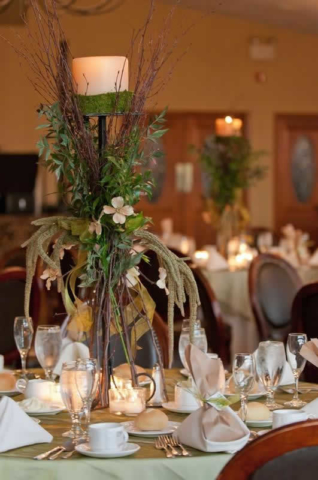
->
[134,409,168,431]
[114,364,147,383]
[0,372,16,391]
[239,402,271,421]
[228,375,259,394]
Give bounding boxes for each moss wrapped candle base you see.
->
[76,91,133,115]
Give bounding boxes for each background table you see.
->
[202,266,318,357]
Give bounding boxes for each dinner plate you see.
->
[162,401,200,414]
[246,416,273,428]
[121,420,180,437]
[224,391,266,401]
[75,442,140,458]
[21,405,64,416]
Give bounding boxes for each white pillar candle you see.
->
[72,56,129,96]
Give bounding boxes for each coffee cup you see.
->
[89,423,129,452]
[175,381,201,408]
[272,409,314,429]
[16,378,52,400]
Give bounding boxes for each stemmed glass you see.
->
[233,353,255,423]
[14,316,34,376]
[75,359,99,437]
[178,319,208,370]
[60,361,84,440]
[256,341,285,410]
[35,325,62,381]
[285,333,307,408]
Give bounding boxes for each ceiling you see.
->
[160,0,318,34]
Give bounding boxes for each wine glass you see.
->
[285,333,307,408]
[35,325,62,381]
[60,361,84,440]
[75,359,99,436]
[14,316,34,376]
[233,353,255,423]
[256,341,285,410]
[178,319,208,370]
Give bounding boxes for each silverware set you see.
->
[34,439,85,460]
[155,435,191,458]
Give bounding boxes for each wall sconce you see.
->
[215,116,243,136]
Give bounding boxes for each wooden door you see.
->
[275,115,318,243]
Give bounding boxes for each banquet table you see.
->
[202,266,318,356]
[1,369,318,480]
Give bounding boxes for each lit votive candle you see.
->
[193,250,209,267]
[124,389,145,416]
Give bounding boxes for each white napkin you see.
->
[0,396,52,452]
[205,247,228,271]
[309,249,318,267]
[53,338,89,376]
[302,398,318,417]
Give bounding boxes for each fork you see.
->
[170,436,191,457]
[163,435,181,456]
[155,436,174,458]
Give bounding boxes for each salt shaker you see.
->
[147,363,168,406]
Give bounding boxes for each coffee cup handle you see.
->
[16,378,27,394]
[123,431,129,443]
[135,373,156,402]
[308,414,316,419]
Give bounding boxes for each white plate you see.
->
[246,416,273,428]
[180,368,190,377]
[75,442,140,458]
[224,391,266,401]
[162,401,199,414]
[23,406,64,416]
[121,420,180,437]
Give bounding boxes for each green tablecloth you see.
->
[1,370,318,480]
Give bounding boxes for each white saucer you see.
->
[162,401,199,414]
[224,391,266,401]
[75,442,140,458]
[180,369,190,377]
[246,417,273,428]
[121,420,180,437]
[23,406,64,416]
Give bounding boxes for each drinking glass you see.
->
[178,319,208,370]
[233,353,255,423]
[13,316,34,376]
[256,341,285,410]
[75,359,99,436]
[35,325,62,381]
[60,361,84,440]
[285,333,307,408]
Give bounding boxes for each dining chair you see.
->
[217,420,318,480]
[139,249,231,367]
[291,282,318,383]
[0,246,26,271]
[0,268,41,366]
[248,253,303,342]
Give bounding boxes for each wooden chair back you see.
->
[217,420,318,480]
[248,254,302,341]
[0,268,41,365]
[291,282,318,382]
[0,247,26,271]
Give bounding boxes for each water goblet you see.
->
[284,333,307,408]
[256,341,285,410]
[233,353,255,423]
[60,361,85,440]
[35,325,62,381]
[75,358,99,436]
[13,316,34,376]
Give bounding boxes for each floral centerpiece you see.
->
[10,0,200,406]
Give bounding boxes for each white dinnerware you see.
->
[89,423,128,452]
[75,442,140,458]
[272,409,313,429]
[16,378,52,400]
[162,401,199,414]
[121,420,180,437]
[245,415,273,428]
[174,382,201,409]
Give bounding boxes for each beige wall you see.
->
[1,0,318,226]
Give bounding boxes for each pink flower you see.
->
[40,268,60,290]
[89,218,102,236]
[58,243,75,260]
[103,197,134,225]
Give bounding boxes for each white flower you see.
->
[40,268,60,291]
[89,218,102,236]
[156,267,169,295]
[103,197,134,225]
[125,267,140,287]
[58,243,75,260]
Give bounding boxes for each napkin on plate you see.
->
[176,345,249,453]
[53,337,89,376]
[0,396,52,452]
[300,339,318,368]
[204,246,229,271]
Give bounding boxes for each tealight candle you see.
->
[193,250,209,267]
[124,389,145,416]
[72,56,129,96]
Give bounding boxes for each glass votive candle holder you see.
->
[124,387,146,416]
[109,388,128,415]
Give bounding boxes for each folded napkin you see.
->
[302,398,318,417]
[204,247,228,271]
[0,396,52,452]
[300,339,318,368]
[176,345,249,452]
[53,338,89,376]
